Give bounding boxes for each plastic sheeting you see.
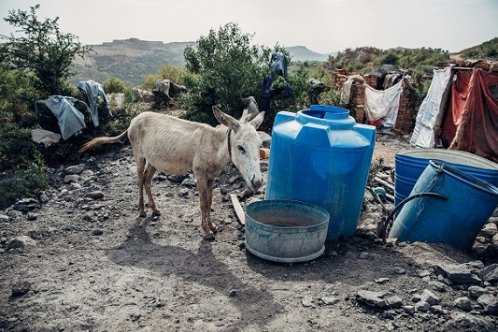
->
[441,69,498,161]
[364,80,402,128]
[410,67,453,148]
[77,80,110,127]
[36,96,89,140]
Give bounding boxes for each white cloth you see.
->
[410,67,453,148]
[31,128,61,147]
[364,80,402,128]
[340,75,363,104]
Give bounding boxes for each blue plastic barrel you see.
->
[265,105,376,240]
[395,149,498,205]
[389,160,498,250]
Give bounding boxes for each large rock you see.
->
[86,191,104,200]
[444,313,496,331]
[6,236,37,250]
[414,301,431,312]
[480,264,498,284]
[11,281,31,297]
[482,223,498,238]
[477,294,498,315]
[65,164,85,175]
[385,295,403,308]
[356,290,386,308]
[435,263,481,285]
[13,198,40,212]
[64,174,80,184]
[468,285,486,299]
[420,289,440,305]
[0,214,10,222]
[454,297,472,311]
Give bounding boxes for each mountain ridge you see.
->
[71,38,335,86]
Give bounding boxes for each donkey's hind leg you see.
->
[136,157,147,217]
[144,163,160,216]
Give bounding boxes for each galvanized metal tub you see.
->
[245,200,330,263]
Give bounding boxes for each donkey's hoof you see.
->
[210,223,219,233]
[152,210,161,217]
[203,231,215,241]
[139,211,147,218]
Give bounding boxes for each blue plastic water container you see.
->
[389,160,498,250]
[394,149,498,206]
[265,105,376,240]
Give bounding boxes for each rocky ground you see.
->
[1,133,498,331]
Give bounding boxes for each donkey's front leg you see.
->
[196,175,215,240]
[206,178,218,233]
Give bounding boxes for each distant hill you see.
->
[71,38,194,86]
[459,37,498,59]
[70,39,337,86]
[286,46,335,62]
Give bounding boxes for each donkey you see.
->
[79,106,265,239]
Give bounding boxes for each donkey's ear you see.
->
[249,111,265,129]
[212,106,240,131]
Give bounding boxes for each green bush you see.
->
[0,152,48,209]
[0,124,41,171]
[103,77,129,93]
[182,22,268,125]
[141,65,190,90]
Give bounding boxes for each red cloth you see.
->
[441,69,498,161]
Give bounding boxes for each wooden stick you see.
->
[230,194,245,225]
[374,176,395,191]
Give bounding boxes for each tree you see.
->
[0,4,88,95]
[182,22,268,124]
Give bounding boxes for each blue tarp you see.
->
[77,80,111,127]
[269,52,287,77]
[36,96,90,140]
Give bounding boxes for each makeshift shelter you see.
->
[441,68,498,161]
[77,80,111,127]
[410,67,453,148]
[411,66,498,161]
[364,80,403,128]
[36,96,90,140]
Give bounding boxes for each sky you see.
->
[0,0,497,54]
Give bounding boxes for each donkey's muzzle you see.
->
[251,174,263,192]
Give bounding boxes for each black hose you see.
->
[381,192,448,243]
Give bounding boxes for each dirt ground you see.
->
[1,132,497,332]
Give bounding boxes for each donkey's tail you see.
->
[79,130,128,153]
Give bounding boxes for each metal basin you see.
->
[245,200,330,263]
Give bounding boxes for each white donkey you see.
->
[80,106,265,239]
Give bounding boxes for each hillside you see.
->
[71,38,194,86]
[459,37,498,59]
[70,39,336,86]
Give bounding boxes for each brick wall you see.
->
[345,76,415,133]
[395,80,416,132]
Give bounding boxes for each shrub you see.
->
[103,77,128,93]
[0,152,48,209]
[183,22,268,125]
[0,124,40,171]
[141,65,190,90]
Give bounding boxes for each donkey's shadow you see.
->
[106,218,283,330]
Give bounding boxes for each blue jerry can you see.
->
[265,105,376,240]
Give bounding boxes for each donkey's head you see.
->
[212,106,265,193]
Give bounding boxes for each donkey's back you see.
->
[127,111,213,175]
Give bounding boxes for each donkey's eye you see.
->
[237,145,246,154]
